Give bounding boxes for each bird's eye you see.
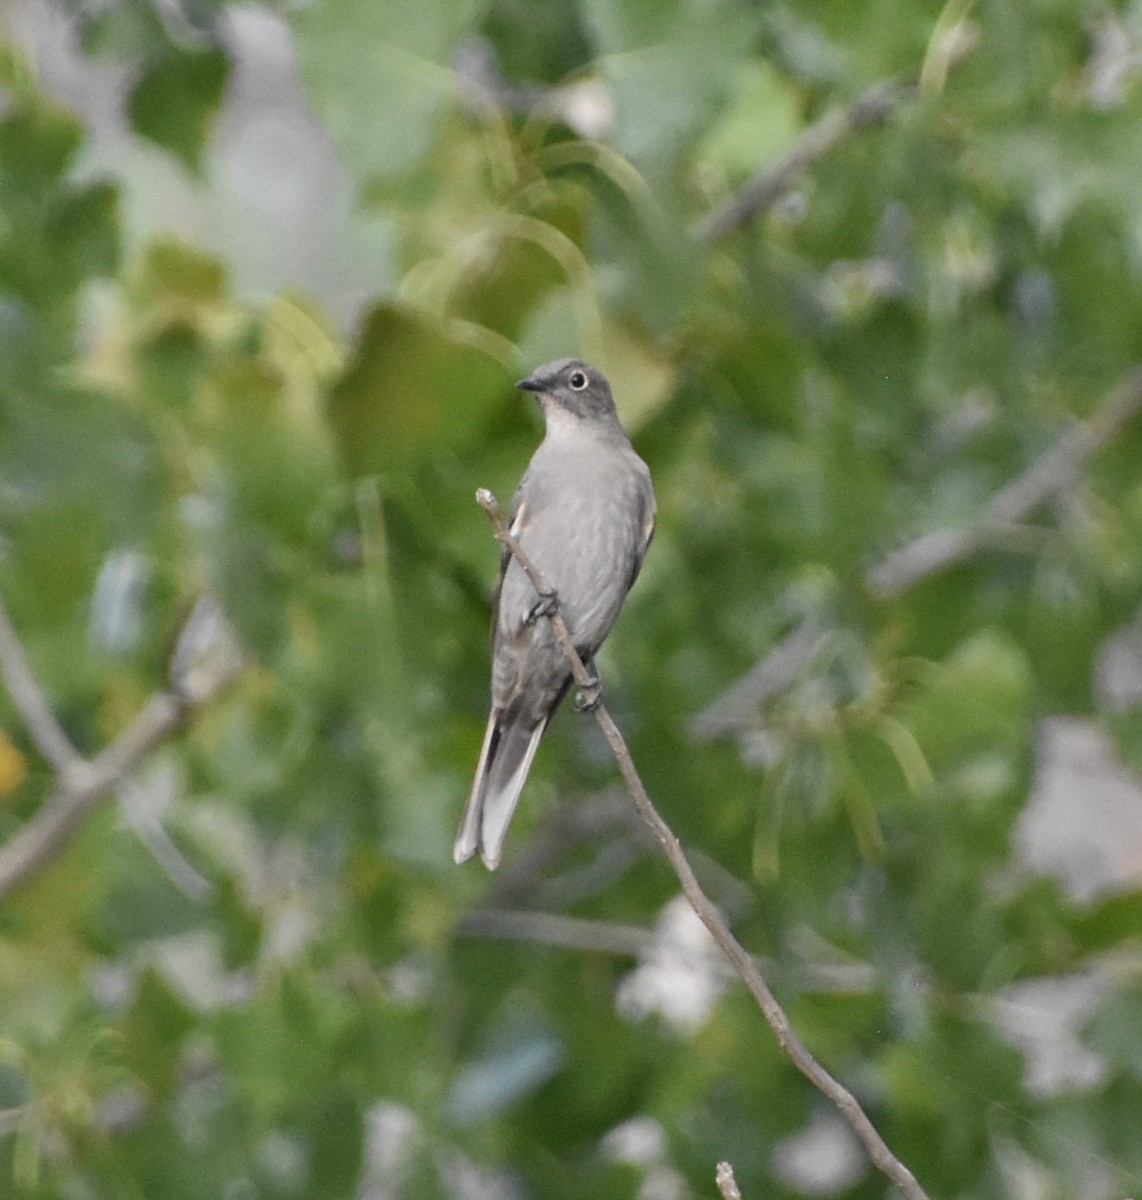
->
[569,371,588,390]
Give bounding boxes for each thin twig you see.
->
[869,366,1142,597]
[0,595,82,775]
[0,598,242,902]
[476,489,931,1200]
[119,764,213,901]
[695,77,911,243]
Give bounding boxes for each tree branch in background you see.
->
[688,616,825,741]
[459,908,651,957]
[868,365,1142,597]
[694,365,1142,739]
[0,598,84,777]
[0,594,243,901]
[695,77,910,243]
[476,489,931,1200]
[696,9,980,245]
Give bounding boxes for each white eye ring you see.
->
[569,370,588,390]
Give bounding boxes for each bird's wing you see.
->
[489,487,530,647]
[626,477,657,592]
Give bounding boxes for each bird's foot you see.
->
[574,675,602,712]
[524,588,559,627]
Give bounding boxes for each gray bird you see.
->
[454,358,656,869]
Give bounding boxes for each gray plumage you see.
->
[454,358,656,869]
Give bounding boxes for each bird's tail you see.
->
[453,712,547,869]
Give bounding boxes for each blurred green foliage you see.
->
[3,1,1142,1197]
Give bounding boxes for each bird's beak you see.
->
[516,376,545,394]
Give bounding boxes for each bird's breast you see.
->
[502,443,644,647]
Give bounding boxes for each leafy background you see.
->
[4,0,1142,1197]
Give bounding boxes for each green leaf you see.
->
[46,181,121,287]
[210,352,336,546]
[0,103,82,199]
[126,47,230,173]
[133,239,229,309]
[1069,890,1142,956]
[292,0,479,186]
[202,513,291,659]
[81,0,179,63]
[326,303,510,478]
[120,970,196,1101]
[211,975,354,1121]
[1084,981,1142,1081]
[594,2,760,169]
[899,629,1031,772]
[698,59,803,181]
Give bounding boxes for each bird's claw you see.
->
[574,676,602,712]
[524,588,559,627]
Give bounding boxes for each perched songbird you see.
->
[454,358,656,869]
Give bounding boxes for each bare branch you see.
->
[0,597,243,902]
[694,368,1142,740]
[592,706,929,1199]
[476,489,931,1200]
[0,695,173,900]
[688,617,825,741]
[0,594,82,775]
[119,763,213,901]
[715,1161,743,1200]
[696,11,981,246]
[695,78,910,243]
[869,366,1142,597]
[459,908,651,957]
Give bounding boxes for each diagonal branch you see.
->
[695,9,979,245]
[695,77,911,243]
[688,616,825,741]
[0,595,243,902]
[0,693,184,900]
[868,365,1142,598]
[475,488,931,1200]
[696,365,1142,739]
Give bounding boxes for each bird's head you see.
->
[516,358,617,423]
